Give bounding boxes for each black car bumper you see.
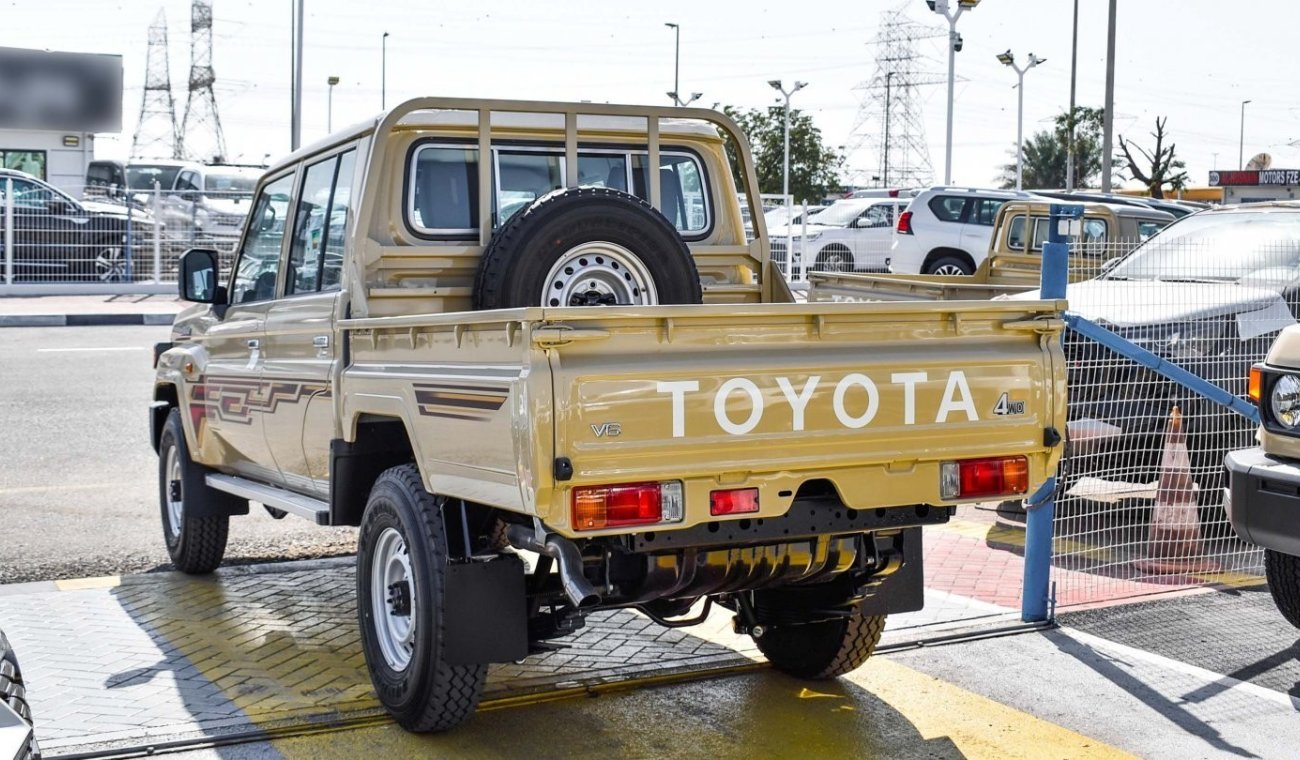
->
[1225,447,1300,556]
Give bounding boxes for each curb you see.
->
[0,313,176,327]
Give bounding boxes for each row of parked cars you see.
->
[0,160,260,283]
[763,185,1200,278]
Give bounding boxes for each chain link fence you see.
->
[0,179,243,288]
[1050,234,1285,611]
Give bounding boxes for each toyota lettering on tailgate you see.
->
[656,371,989,438]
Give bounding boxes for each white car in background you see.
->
[890,187,1039,275]
[770,197,904,275]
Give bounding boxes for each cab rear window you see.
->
[407,143,710,238]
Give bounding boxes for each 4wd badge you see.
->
[993,393,1025,416]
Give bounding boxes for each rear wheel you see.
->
[1265,549,1300,629]
[157,409,230,574]
[356,465,486,732]
[755,610,885,679]
[814,248,854,273]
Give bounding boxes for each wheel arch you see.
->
[331,413,418,526]
[922,247,976,274]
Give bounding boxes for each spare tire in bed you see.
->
[472,187,703,310]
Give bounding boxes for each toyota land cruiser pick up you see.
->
[151,97,1067,732]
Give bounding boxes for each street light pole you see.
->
[327,76,340,133]
[291,0,304,151]
[665,23,680,106]
[883,71,894,187]
[997,50,1046,191]
[1239,99,1252,169]
[381,32,389,110]
[1066,0,1079,190]
[928,0,980,185]
[769,79,807,277]
[1100,0,1117,192]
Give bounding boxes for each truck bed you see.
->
[340,299,1066,537]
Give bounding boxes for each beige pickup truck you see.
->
[809,199,1173,303]
[151,98,1067,732]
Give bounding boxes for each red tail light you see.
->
[940,456,1029,500]
[710,487,760,516]
[572,481,684,531]
[897,210,913,234]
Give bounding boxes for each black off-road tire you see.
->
[923,254,974,276]
[755,611,886,680]
[1265,549,1300,630]
[356,464,487,732]
[158,409,232,575]
[1,631,39,759]
[472,187,702,310]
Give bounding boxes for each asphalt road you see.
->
[0,325,357,583]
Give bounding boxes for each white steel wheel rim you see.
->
[165,443,183,539]
[932,263,966,276]
[542,241,658,307]
[95,245,126,282]
[821,252,852,273]
[371,527,416,672]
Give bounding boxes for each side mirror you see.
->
[179,248,224,303]
[1099,257,1121,276]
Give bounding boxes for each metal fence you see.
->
[1050,235,1277,611]
[0,180,243,288]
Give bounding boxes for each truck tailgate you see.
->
[807,271,1031,303]
[536,300,1066,532]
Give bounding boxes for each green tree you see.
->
[722,105,842,202]
[999,106,1105,189]
[1118,116,1188,199]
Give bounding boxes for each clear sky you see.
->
[8,0,1293,189]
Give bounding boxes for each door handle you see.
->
[246,339,260,350]
[312,335,330,349]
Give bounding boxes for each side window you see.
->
[8,178,54,210]
[970,198,1004,226]
[409,145,479,234]
[286,157,339,295]
[497,151,563,225]
[862,205,892,228]
[1030,218,1051,251]
[1007,215,1027,250]
[928,196,967,223]
[1081,218,1108,242]
[176,171,200,192]
[630,152,709,233]
[1137,220,1164,240]
[230,173,294,304]
[321,151,357,291]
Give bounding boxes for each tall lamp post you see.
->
[327,76,340,133]
[927,0,980,185]
[665,22,680,106]
[769,79,807,278]
[381,32,390,110]
[667,91,703,107]
[996,50,1046,191]
[1239,99,1252,169]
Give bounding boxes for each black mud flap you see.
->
[443,555,529,664]
[860,527,924,616]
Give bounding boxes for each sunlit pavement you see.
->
[1,550,1296,758]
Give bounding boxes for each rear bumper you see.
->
[1225,447,1300,555]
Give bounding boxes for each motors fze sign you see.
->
[1209,169,1300,186]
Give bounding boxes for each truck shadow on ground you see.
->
[90,561,961,757]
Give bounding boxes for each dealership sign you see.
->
[1209,169,1300,187]
[0,47,123,133]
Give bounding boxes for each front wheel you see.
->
[755,611,886,679]
[157,409,230,574]
[356,464,486,732]
[924,255,974,276]
[813,248,855,273]
[1265,549,1300,630]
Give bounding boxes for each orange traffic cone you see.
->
[1135,407,1220,575]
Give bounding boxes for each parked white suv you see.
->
[770,197,905,275]
[890,187,1038,275]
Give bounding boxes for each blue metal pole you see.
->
[1021,203,1078,623]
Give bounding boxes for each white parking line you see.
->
[36,346,147,353]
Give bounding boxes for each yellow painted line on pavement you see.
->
[261,657,1131,759]
[54,575,121,591]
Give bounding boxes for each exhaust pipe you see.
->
[505,524,600,608]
